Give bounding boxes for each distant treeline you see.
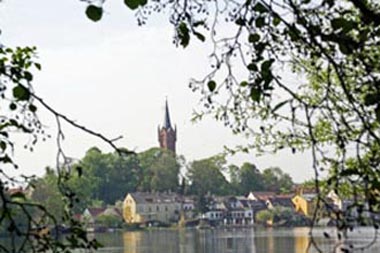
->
[30,147,294,216]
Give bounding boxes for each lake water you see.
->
[93,227,380,253]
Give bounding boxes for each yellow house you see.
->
[292,193,316,216]
[123,192,181,224]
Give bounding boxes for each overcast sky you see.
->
[0,0,314,182]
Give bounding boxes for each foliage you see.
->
[255,209,273,224]
[71,147,142,205]
[137,147,182,192]
[0,45,108,251]
[227,163,292,194]
[238,162,265,193]
[262,167,293,193]
[96,214,122,228]
[187,155,230,196]
[30,168,65,221]
[256,206,309,226]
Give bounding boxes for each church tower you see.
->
[158,99,177,153]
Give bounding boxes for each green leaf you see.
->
[193,20,205,27]
[250,87,261,102]
[339,43,350,55]
[29,104,37,113]
[85,5,103,22]
[0,141,6,151]
[331,18,355,32]
[364,93,378,106]
[261,59,274,84]
[194,31,205,42]
[248,33,260,43]
[253,3,268,13]
[178,22,190,48]
[13,85,30,101]
[235,18,245,26]
[0,155,12,164]
[247,63,258,71]
[124,0,140,10]
[331,18,344,30]
[34,62,41,70]
[24,71,33,81]
[288,26,300,41]
[240,81,249,87]
[255,17,265,28]
[9,103,17,111]
[273,15,281,26]
[207,80,217,92]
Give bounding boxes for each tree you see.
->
[137,147,181,192]
[239,162,265,194]
[30,168,65,221]
[187,155,231,196]
[0,45,111,252]
[227,164,240,194]
[262,167,293,193]
[72,147,142,205]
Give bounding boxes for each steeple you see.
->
[163,99,172,129]
[158,99,177,153]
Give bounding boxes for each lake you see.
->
[93,227,380,253]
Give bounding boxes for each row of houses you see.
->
[120,190,339,226]
[79,189,375,227]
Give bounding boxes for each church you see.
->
[157,99,177,154]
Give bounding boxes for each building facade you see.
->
[123,192,181,224]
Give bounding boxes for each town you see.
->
[7,100,373,234]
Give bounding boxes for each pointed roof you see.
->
[163,99,172,129]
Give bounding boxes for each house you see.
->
[269,195,294,209]
[82,207,106,226]
[224,196,254,225]
[123,192,181,224]
[182,197,196,219]
[203,196,227,223]
[292,192,317,216]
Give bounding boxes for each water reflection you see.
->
[94,227,380,253]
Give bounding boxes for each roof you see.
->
[248,191,277,201]
[269,196,294,207]
[129,192,179,204]
[86,207,106,217]
[163,99,172,129]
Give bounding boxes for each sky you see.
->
[0,0,314,182]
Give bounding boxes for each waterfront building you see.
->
[123,192,181,224]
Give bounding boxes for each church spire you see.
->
[158,99,177,153]
[163,99,172,129]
